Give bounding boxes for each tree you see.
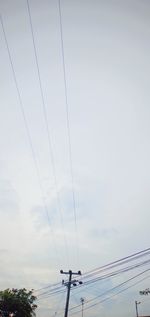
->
[0,288,37,317]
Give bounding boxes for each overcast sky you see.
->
[0,0,150,316]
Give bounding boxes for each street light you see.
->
[135,301,141,317]
[80,298,85,317]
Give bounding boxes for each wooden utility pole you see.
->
[60,270,82,317]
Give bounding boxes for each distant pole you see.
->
[80,298,84,317]
[60,270,82,317]
[135,301,141,317]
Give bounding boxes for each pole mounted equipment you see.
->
[139,288,150,295]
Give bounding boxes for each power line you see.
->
[83,247,150,278]
[35,261,150,313]
[35,247,150,296]
[37,289,65,302]
[67,259,150,298]
[37,285,64,298]
[69,268,150,311]
[58,0,79,265]
[69,269,150,315]
[54,271,150,316]
[35,249,150,314]
[81,258,150,287]
[0,14,60,265]
[36,253,150,300]
[34,280,62,293]
[26,0,69,264]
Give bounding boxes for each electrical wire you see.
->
[37,285,64,298]
[34,280,62,293]
[36,255,150,300]
[26,0,69,265]
[83,247,150,278]
[69,268,150,311]
[34,249,150,315]
[35,247,150,296]
[69,270,150,315]
[58,0,79,265]
[0,14,60,265]
[36,289,65,302]
[68,259,150,297]
[81,259,150,287]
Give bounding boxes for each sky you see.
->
[0,0,150,316]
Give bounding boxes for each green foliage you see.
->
[0,288,37,317]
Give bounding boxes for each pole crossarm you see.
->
[60,270,81,275]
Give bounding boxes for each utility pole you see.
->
[135,301,141,317]
[60,270,82,317]
[80,297,84,317]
